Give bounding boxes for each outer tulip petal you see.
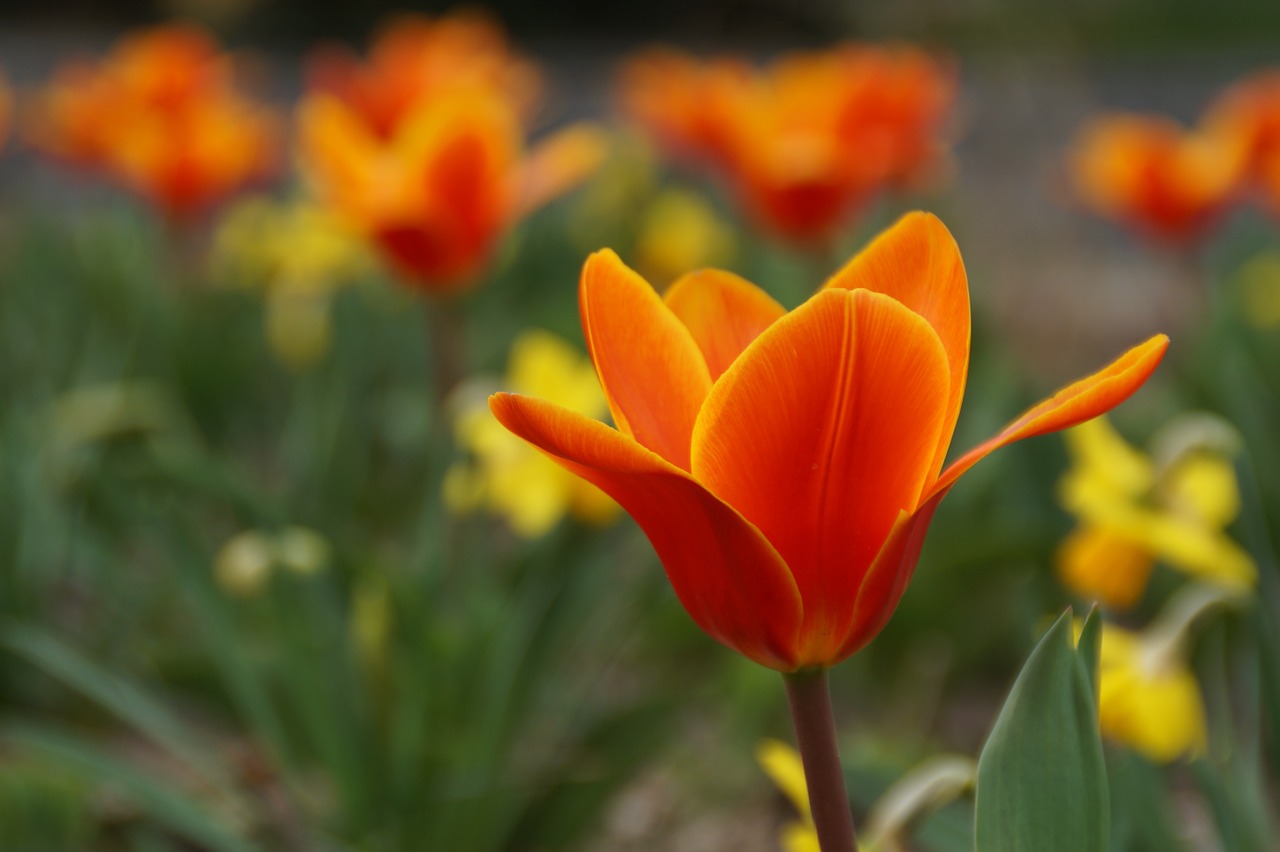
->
[691,288,949,662]
[663,269,786,380]
[490,392,803,670]
[580,250,712,470]
[830,490,946,664]
[516,122,608,216]
[928,334,1170,500]
[823,211,969,481]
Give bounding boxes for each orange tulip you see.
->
[1204,71,1280,213]
[299,85,603,292]
[27,25,278,220]
[0,71,10,152]
[1068,114,1247,243]
[306,13,542,140]
[491,213,1167,671]
[619,45,954,244]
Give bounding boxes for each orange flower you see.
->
[306,13,542,140]
[0,71,10,151]
[490,213,1167,671]
[1068,114,1247,243]
[27,25,278,220]
[1204,71,1280,213]
[299,85,603,292]
[619,45,955,244]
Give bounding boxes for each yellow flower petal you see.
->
[756,738,812,821]
[1056,525,1154,610]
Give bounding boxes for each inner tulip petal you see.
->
[490,392,803,670]
[691,288,950,651]
[580,250,712,470]
[824,211,970,481]
[663,269,786,380]
[928,334,1170,500]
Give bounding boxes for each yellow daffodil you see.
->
[1095,620,1207,763]
[756,739,975,852]
[756,739,820,852]
[211,196,372,369]
[445,331,616,536]
[213,526,332,597]
[633,188,736,288]
[1236,250,1280,328]
[1057,414,1255,609]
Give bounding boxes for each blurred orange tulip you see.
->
[0,71,10,151]
[299,90,604,292]
[491,213,1167,671]
[299,15,603,293]
[1205,71,1280,213]
[1068,114,1247,243]
[620,45,955,245]
[27,25,278,220]
[306,13,542,141]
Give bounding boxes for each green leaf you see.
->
[1077,606,1102,696]
[974,610,1109,852]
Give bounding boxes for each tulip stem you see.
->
[783,669,857,852]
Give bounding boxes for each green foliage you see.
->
[974,610,1109,852]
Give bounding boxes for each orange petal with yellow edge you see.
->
[517,122,608,216]
[489,392,804,670]
[832,490,945,664]
[691,288,950,662]
[663,269,786,380]
[928,334,1170,500]
[580,250,712,470]
[824,212,970,482]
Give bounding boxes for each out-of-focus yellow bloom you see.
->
[1057,415,1255,609]
[1095,620,1206,763]
[1236,251,1280,328]
[756,739,974,852]
[445,331,616,536]
[212,196,372,369]
[27,25,278,220]
[213,526,332,597]
[351,574,392,676]
[633,188,736,288]
[756,739,819,852]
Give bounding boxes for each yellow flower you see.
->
[756,739,975,852]
[756,739,819,852]
[445,331,616,536]
[211,196,372,369]
[1236,251,1280,328]
[212,526,332,597]
[633,188,736,288]
[1095,620,1206,763]
[1057,415,1255,608]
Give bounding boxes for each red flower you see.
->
[491,213,1167,671]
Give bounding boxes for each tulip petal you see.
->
[663,269,786,380]
[490,392,803,670]
[580,250,712,469]
[832,491,945,663]
[928,334,1170,500]
[517,122,608,216]
[691,289,950,662]
[824,211,970,481]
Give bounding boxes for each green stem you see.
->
[783,669,857,852]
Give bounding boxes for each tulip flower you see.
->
[491,212,1167,672]
[299,89,604,292]
[306,13,542,140]
[619,45,954,245]
[1068,113,1247,243]
[1204,70,1280,214]
[27,25,278,221]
